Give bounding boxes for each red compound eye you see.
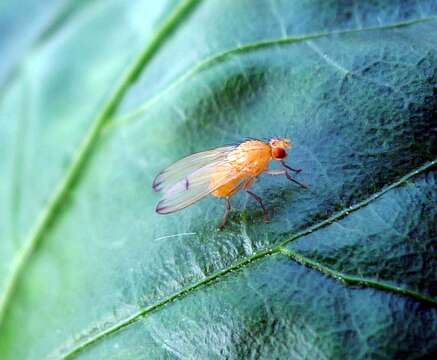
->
[272,147,287,159]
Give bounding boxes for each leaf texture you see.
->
[0,1,436,359]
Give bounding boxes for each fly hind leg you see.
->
[219,197,232,231]
[246,190,270,223]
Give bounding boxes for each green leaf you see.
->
[1,1,436,359]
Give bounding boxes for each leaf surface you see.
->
[0,1,436,359]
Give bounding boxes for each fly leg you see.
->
[219,197,232,231]
[266,169,308,189]
[265,170,286,175]
[285,171,308,189]
[281,160,302,173]
[246,190,269,222]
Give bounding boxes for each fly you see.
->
[152,138,307,230]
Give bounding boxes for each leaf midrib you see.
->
[0,8,435,357]
[58,159,437,359]
[0,0,202,328]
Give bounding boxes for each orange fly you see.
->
[153,138,307,230]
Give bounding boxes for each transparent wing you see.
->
[155,161,244,214]
[153,145,237,193]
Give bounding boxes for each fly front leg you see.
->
[281,160,302,173]
[246,190,269,222]
[219,197,232,231]
[285,171,308,189]
[266,169,308,189]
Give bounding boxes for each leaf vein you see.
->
[58,159,437,359]
[277,247,437,305]
[0,0,202,330]
[107,15,437,131]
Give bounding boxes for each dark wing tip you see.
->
[152,181,163,192]
[156,200,170,214]
[152,171,165,192]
